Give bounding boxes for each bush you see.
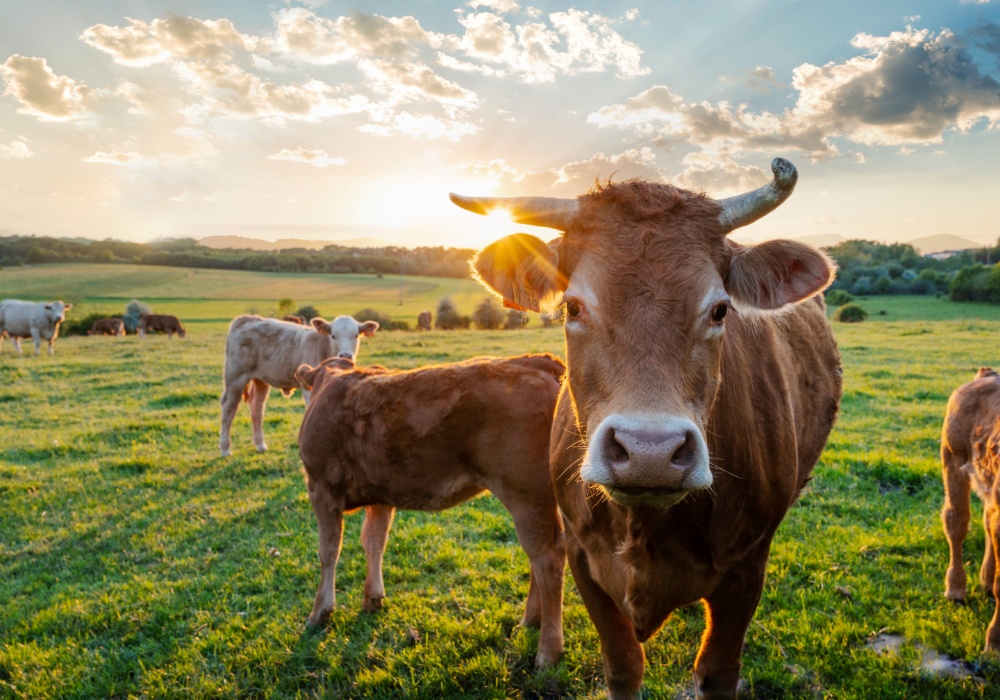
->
[824,289,854,307]
[353,307,409,331]
[435,297,463,330]
[61,311,106,336]
[851,276,873,296]
[540,308,564,327]
[123,299,151,334]
[832,303,868,323]
[950,263,1000,303]
[472,297,504,330]
[295,305,321,321]
[503,308,528,330]
[278,298,295,316]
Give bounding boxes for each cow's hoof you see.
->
[363,595,385,612]
[255,443,268,453]
[945,588,967,602]
[533,649,559,669]
[220,447,232,458]
[308,609,331,626]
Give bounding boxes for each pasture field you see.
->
[2,270,1000,698]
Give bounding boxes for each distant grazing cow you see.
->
[283,315,306,325]
[452,157,842,698]
[88,318,125,336]
[295,353,566,667]
[942,367,1000,651]
[0,299,73,355]
[220,314,379,456]
[417,310,432,331]
[139,313,186,339]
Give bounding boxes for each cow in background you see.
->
[452,157,841,698]
[139,313,186,339]
[295,353,566,668]
[942,367,1000,651]
[0,299,73,355]
[220,314,378,456]
[88,318,126,336]
[283,315,306,325]
[417,310,432,331]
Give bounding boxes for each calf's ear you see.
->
[295,363,317,391]
[310,317,331,335]
[64,303,73,310]
[725,239,836,309]
[359,320,379,337]
[472,233,566,312]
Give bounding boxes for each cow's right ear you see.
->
[295,363,318,391]
[471,233,566,312]
[311,317,331,335]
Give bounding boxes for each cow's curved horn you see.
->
[717,158,798,233]
[449,194,579,231]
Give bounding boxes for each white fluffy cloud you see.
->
[269,147,346,167]
[590,26,1000,189]
[0,55,93,121]
[83,149,145,165]
[0,138,32,159]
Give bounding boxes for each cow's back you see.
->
[0,300,36,335]
[943,373,1000,465]
[225,315,326,389]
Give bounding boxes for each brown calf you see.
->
[417,310,432,330]
[942,367,1000,650]
[453,157,841,698]
[88,318,125,336]
[295,354,566,668]
[139,313,186,339]
[283,315,306,324]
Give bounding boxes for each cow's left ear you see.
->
[311,317,331,335]
[472,234,566,312]
[359,321,379,337]
[725,239,836,309]
[63,303,72,310]
[295,363,319,391]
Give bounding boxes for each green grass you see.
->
[2,270,1000,698]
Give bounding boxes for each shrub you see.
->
[851,276,873,296]
[295,305,321,321]
[123,299,151,334]
[435,297,463,330]
[504,308,528,330]
[472,297,504,330]
[354,307,409,331]
[540,308,564,327]
[832,303,868,323]
[824,289,854,307]
[61,311,106,336]
[278,298,295,316]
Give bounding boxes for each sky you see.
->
[1,0,999,250]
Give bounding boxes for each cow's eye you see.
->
[565,299,583,319]
[710,302,729,324]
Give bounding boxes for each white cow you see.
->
[0,299,73,355]
[220,314,379,456]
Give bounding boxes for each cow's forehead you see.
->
[330,316,359,335]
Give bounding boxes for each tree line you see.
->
[0,235,475,278]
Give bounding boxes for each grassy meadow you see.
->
[2,265,1000,699]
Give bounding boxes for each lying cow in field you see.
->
[220,314,378,456]
[0,299,73,355]
[942,367,1000,650]
[295,353,566,667]
[88,318,125,336]
[452,157,842,698]
[283,314,306,324]
[139,313,186,339]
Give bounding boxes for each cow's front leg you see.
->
[694,553,769,699]
[567,543,643,699]
[307,478,344,625]
[942,446,971,600]
[983,505,996,592]
[985,504,1000,651]
[247,378,270,452]
[219,379,247,457]
[361,505,395,611]
[31,329,42,355]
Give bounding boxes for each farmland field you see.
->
[2,265,1000,699]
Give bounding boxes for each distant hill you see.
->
[199,235,392,251]
[908,234,990,255]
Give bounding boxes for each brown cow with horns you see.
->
[451,157,842,699]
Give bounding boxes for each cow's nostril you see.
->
[670,432,699,470]
[604,430,629,469]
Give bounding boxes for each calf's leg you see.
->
[942,446,971,600]
[219,378,247,457]
[31,329,41,355]
[983,506,996,592]
[308,478,345,625]
[987,503,1000,651]
[567,542,644,699]
[361,505,395,611]
[247,378,270,453]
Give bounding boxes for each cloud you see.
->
[589,26,1000,186]
[358,58,478,106]
[268,147,346,167]
[451,8,649,83]
[80,13,256,66]
[467,0,521,12]
[359,110,478,141]
[746,66,783,94]
[83,149,145,165]
[0,55,93,121]
[0,138,32,159]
